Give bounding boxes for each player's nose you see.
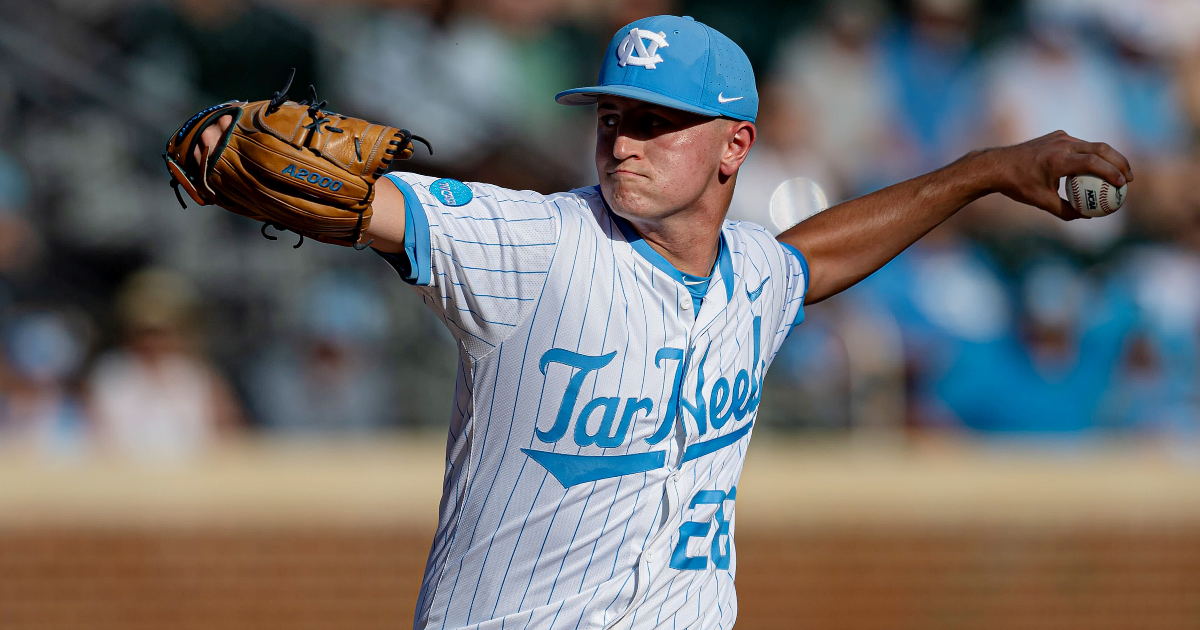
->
[612,132,641,161]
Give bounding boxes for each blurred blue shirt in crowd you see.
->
[934,307,1133,434]
[879,17,985,176]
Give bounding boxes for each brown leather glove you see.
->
[163,73,430,248]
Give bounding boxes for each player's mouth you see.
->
[608,168,647,178]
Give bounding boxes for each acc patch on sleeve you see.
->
[429,178,474,207]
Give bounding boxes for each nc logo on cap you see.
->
[616,28,669,70]
[555,15,758,123]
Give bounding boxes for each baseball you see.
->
[1065,174,1127,218]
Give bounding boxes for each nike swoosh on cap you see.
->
[717,93,743,103]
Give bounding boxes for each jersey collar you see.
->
[600,187,735,305]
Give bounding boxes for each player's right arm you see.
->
[362,174,406,254]
[779,131,1134,304]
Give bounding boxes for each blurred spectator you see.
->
[853,222,1012,428]
[0,152,39,313]
[880,0,986,177]
[25,110,176,251]
[764,296,906,434]
[0,310,90,459]
[987,0,1124,146]
[762,311,852,431]
[89,269,243,462]
[770,0,894,197]
[247,270,399,435]
[337,0,594,189]
[1181,51,1200,133]
[933,258,1135,433]
[1107,24,1191,158]
[1102,241,1200,437]
[0,151,37,278]
[1097,0,1198,262]
[112,0,318,107]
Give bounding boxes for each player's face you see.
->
[595,97,742,223]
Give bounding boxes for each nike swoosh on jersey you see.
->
[746,276,770,302]
[717,93,743,103]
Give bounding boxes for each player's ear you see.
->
[720,121,755,177]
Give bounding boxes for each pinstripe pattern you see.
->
[377,174,807,629]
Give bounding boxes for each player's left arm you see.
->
[778,131,1134,304]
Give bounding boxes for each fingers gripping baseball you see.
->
[1078,140,1132,184]
[1058,150,1125,189]
[992,130,1134,221]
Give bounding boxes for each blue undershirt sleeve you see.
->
[371,174,432,286]
[778,241,810,333]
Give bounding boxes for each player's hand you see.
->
[984,130,1134,220]
[193,114,233,168]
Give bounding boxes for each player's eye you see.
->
[599,114,619,128]
[641,114,674,132]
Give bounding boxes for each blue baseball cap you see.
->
[556,15,758,123]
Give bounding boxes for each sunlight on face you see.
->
[594,97,737,223]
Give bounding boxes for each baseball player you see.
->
[163,14,1132,630]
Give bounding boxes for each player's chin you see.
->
[604,184,656,219]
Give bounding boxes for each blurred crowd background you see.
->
[0,0,1198,463]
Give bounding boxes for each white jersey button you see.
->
[680,297,692,311]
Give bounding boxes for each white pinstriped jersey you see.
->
[376,172,808,630]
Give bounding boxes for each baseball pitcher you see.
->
[163,15,1133,630]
